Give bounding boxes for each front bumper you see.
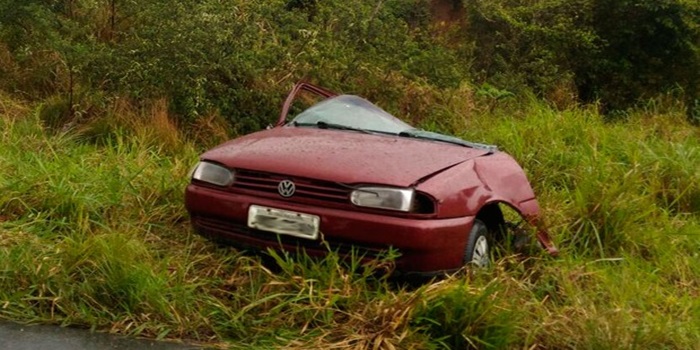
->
[185,184,475,273]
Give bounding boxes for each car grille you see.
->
[234,169,350,204]
[192,215,390,259]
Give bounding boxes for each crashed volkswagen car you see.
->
[185,82,557,274]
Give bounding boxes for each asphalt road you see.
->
[0,321,200,350]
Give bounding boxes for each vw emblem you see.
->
[278,180,296,198]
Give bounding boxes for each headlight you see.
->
[350,187,415,212]
[191,161,234,186]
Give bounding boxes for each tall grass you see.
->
[1,94,699,348]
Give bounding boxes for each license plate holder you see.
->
[247,205,320,240]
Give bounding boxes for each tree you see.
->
[464,0,700,114]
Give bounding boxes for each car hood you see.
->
[202,127,491,187]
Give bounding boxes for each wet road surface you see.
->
[0,321,200,350]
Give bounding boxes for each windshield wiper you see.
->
[293,121,373,134]
[398,129,498,152]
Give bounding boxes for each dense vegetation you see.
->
[1,0,699,348]
[1,0,698,128]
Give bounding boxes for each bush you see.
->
[465,0,700,114]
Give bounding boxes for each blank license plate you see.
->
[247,205,320,240]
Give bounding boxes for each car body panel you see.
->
[277,82,337,126]
[202,127,491,187]
[416,153,537,216]
[186,184,472,272]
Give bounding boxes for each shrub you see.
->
[464,0,700,114]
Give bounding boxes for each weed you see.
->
[412,279,519,349]
[1,95,699,348]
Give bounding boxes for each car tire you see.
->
[463,219,491,268]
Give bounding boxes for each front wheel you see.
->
[463,219,491,268]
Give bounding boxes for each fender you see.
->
[416,153,558,256]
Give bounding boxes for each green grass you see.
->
[1,94,699,349]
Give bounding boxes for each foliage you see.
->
[1,92,699,348]
[412,281,519,349]
[584,0,699,112]
[2,0,697,125]
[1,0,699,347]
[465,0,700,114]
[465,0,599,97]
[0,0,467,132]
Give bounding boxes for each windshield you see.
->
[288,95,413,134]
[287,93,497,151]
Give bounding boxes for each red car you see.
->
[185,82,558,274]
